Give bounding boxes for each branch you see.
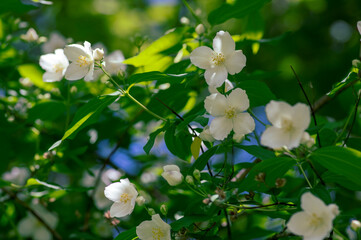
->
[2,188,62,240]
[290,66,322,147]
[343,89,361,147]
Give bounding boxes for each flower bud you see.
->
[136,196,146,206]
[351,220,361,231]
[148,208,156,216]
[185,175,194,185]
[301,132,315,148]
[180,17,190,25]
[193,169,201,181]
[202,198,210,205]
[160,204,168,216]
[352,59,361,69]
[93,48,104,61]
[21,28,39,42]
[357,21,361,35]
[195,24,205,35]
[161,165,183,186]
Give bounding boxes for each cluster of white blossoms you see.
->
[39,40,125,82]
[287,192,339,240]
[104,178,171,239]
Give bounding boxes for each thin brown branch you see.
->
[2,188,62,240]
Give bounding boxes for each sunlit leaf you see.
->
[17,64,56,91]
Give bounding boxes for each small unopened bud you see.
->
[255,172,265,182]
[275,178,287,188]
[351,220,361,231]
[111,218,120,226]
[136,196,146,206]
[202,198,210,205]
[195,24,205,35]
[186,175,194,185]
[215,187,226,200]
[104,210,111,219]
[160,204,168,216]
[21,28,38,42]
[93,48,104,61]
[148,208,156,215]
[352,59,361,69]
[301,132,315,148]
[193,169,201,181]
[180,17,190,25]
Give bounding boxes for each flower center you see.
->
[53,63,64,73]
[119,193,131,203]
[152,227,165,240]
[225,107,236,119]
[211,53,225,66]
[77,55,91,67]
[309,213,323,226]
[281,117,293,132]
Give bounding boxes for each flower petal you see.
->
[43,72,63,82]
[213,31,235,56]
[233,113,255,135]
[224,50,246,74]
[204,93,227,117]
[210,116,233,140]
[64,44,87,61]
[227,88,250,112]
[39,54,57,71]
[33,226,52,240]
[301,192,328,216]
[291,103,311,130]
[204,66,228,87]
[190,46,213,69]
[163,165,180,172]
[287,212,314,237]
[265,101,293,126]
[260,126,290,149]
[65,63,89,80]
[109,201,134,218]
[84,63,94,81]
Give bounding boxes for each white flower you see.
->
[104,50,126,75]
[64,41,95,81]
[2,167,30,185]
[195,24,205,35]
[261,101,311,150]
[18,204,58,240]
[161,165,183,186]
[301,132,315,148]
[42,32,66,53]
[208,79,233,94]
[21,28,39,42]
[351,220,361,231]
[104,178,138,218]
[39,49,69,82]
[357,21,361,35]
[287,192,339,240]
[136,214,171,240]
[190,31,246,87]
[204,88,255,141]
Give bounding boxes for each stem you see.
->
[97,63,167,122]
[333,227,348,240]
[181,0,205,26]
[290,66,322,148]
[343,90,360,146]
[248,109,267,126]
[297,162,313,189]
[2,188,63,240]
[224,209,232,240]
[64,81,71,131]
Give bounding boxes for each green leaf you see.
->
[27,101,66,122]
[327,71,359,97]
[123,27,189,71]
[191,137,202,160]
[236,80,276,108]
[171,215,222,231]
[208,0,271,25]
[113,227,137,240]
[318,128,337,147]
[190,145,219,173]
[26,178,63,190]
[239,157,295,192]
[62,93,119,141]
[17,64,56,91]
[235,145,275,160]
[143,122,170,154]
[128,71,192,85]
[164,122,192,160]
[0,0,37,14]
[310,146,361,187]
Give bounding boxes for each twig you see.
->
[290,66,322,147]
[2,188,62,240]
[343,90,361,147]
[306,159,326,186]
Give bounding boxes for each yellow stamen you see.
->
[281,118,293,132]
[309,213,323,226]
[53,64,63,73]
[77,55,90,67]
[119,193,131,203]
[152,227,165,240]
[211,53,225,66]
[225,107,236,119]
